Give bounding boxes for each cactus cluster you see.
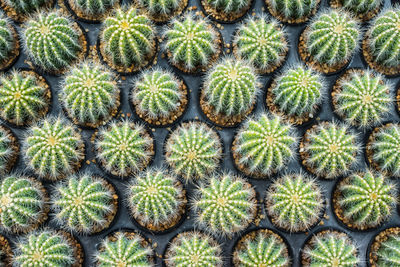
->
[165,121,222,181]
[0,14,17,67]
[232,112,296,178]
[128,168,186,231]
[136,0,186,22]
[0,126,18,175]
[339,0,382,20]
[68,0,117,19]
[266,0,320,23]
[60,61,120,128]
[371,228,400,266]
[266,174,324,232]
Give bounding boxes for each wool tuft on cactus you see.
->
[136,0,187,22]
[370,228,400,267]
[0,14,18,69]
[0,125,18,175]
[265,0,320,23]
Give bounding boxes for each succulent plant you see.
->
[69,0,117,17]
[266,174,324,232]
[0,126,18,175]
[300,122,360,179]
[332,69,391,128]
[52,174,117,234]
[60,61,120,128]
[0,14,17,66]
[95,120,154,177]
[192,172,257,236]
[22,11,83,73]
[0,175,48,233]
[2,0,47,16]
[339,0,382,19]
[234,16,288,73]
[165,231,223,267]
[136,0,185,22]
[0,70,50,126]
[95,232,154,266]
[372,229,400,266]
[164,121,222,181]
[23,116,85,180]
[128,168,186,231]
[232,112,296,178]
[266,0,320,23]
[205,0,250,13]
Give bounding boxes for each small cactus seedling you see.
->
[265,0,320,24]
[266,174,324,232]
[95,120,154,178]
[164,121,222,181]
[200,57,259,127]
[0,125,18,175]
[100,6,156,73]
[331,0,382,21]
[201,0,252,22]
[0,14,18,70]
[22,11,85,74]
[233,229,291,266]
[67,0,117,21]
[332,69,391,128]
[300,122,360,179]
[192,172,257,236]
[302,230,359,266]
[0,70,50,126]
[165,231,223,267]
[136,0,187,22]
[131,69,188,126]
[0,175,48,233]
[60,61,120,128]
[333,170,396,230]
[1,0,50,21]
[128,168,186,232]
[52,174,118,234]
[0,234,12,266]
[233,16,288,74]
[232,112,296,178]
[370,227,400,267]
[163,12,221,73]
[267,65,325,124]
[95,231,154,266]
[23,116,85,180]
[299,9,360,74]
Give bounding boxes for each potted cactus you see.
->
[265,0,320,23]
[0,13,19,71]
[0,125,18,175]
[369,227,400,266]
[330,0,382,21]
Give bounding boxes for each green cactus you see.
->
[23,116,85,180]
[128,168,186,231]
[136,0,185,22]
[95,120,154,177]
[266,174,324,232]
[266,0,320,23]
[192,172,257,236]
[0,175,48,233]
[60,61,120,128]
[0,14,16,66]
[2,0,47,16]
[202,0,251,22]
[0,70,50,126]
[232,112,296,178]
[373,229,400,266]
[0,126,18,175]
[339,0,382,19]
[69,0,117,17]
[165,231,223,267]
[300,122,360,179]
[52,174,117,234]
[164,121,222,181]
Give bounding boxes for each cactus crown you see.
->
[192,173,257,236]
[375,231,400,266]
[71,0,117,15]
[341,0,382,17]
[206,0,249,12]
[0,127,16,173]
[266,174,324,232]
[23,116,84,180]
[267,0,319,22]
[0,15,15,63]
[3,0,46,14]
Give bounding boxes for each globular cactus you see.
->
[165,231,223,267]
[136,0,186,22]
[192,172,257,236]
[339,0,382,20]
[300,122,360,179]
[232,112,296,178]
[334,170,396,230]
[0,126,18,175]
[371,228,400,267]
[332,69,391,128]
[60,61,120,128]
[23,116,85,180]
[202,0,252,22]
[266,174,324,232]
[266,0,320,23]
[95,120,154,178]
[0,175,48,233]
[0,14,17,67]
[95,232,154,266]
[68,0,117,19]
[164,12,220,73]
[2,0,47,17]
[22,11,84,73]
[131,69,187,126]
[128,168,186,231]
[0,70,50,126]
[164,121,222,181]
[52,174,118,234]
[234,16,288,73]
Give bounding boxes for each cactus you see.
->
[232,112,296,178]
[340,0,382,19]
[332,69,391,128]
[52,174,117,234]
[164,121,222,181]
[23,116,85,180]
[136,0,185,22]
[266,0,320,23]
[60,61,120,128]
[0,175,48,233]
[22,11,83,73]
[2,0,47,16]
[192,172,257,236]
[234,16,288,73]
[128,168,186,231]
[95,120,154,177]
[373,229,400,266]
[300,122,360,179]
[0,70,50,126]
[0,15,16,66]
[69,0,117,17]
[0,126,18,175]
[202,0,252,22]
[165,231,223,267]
[266,174,324,232]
